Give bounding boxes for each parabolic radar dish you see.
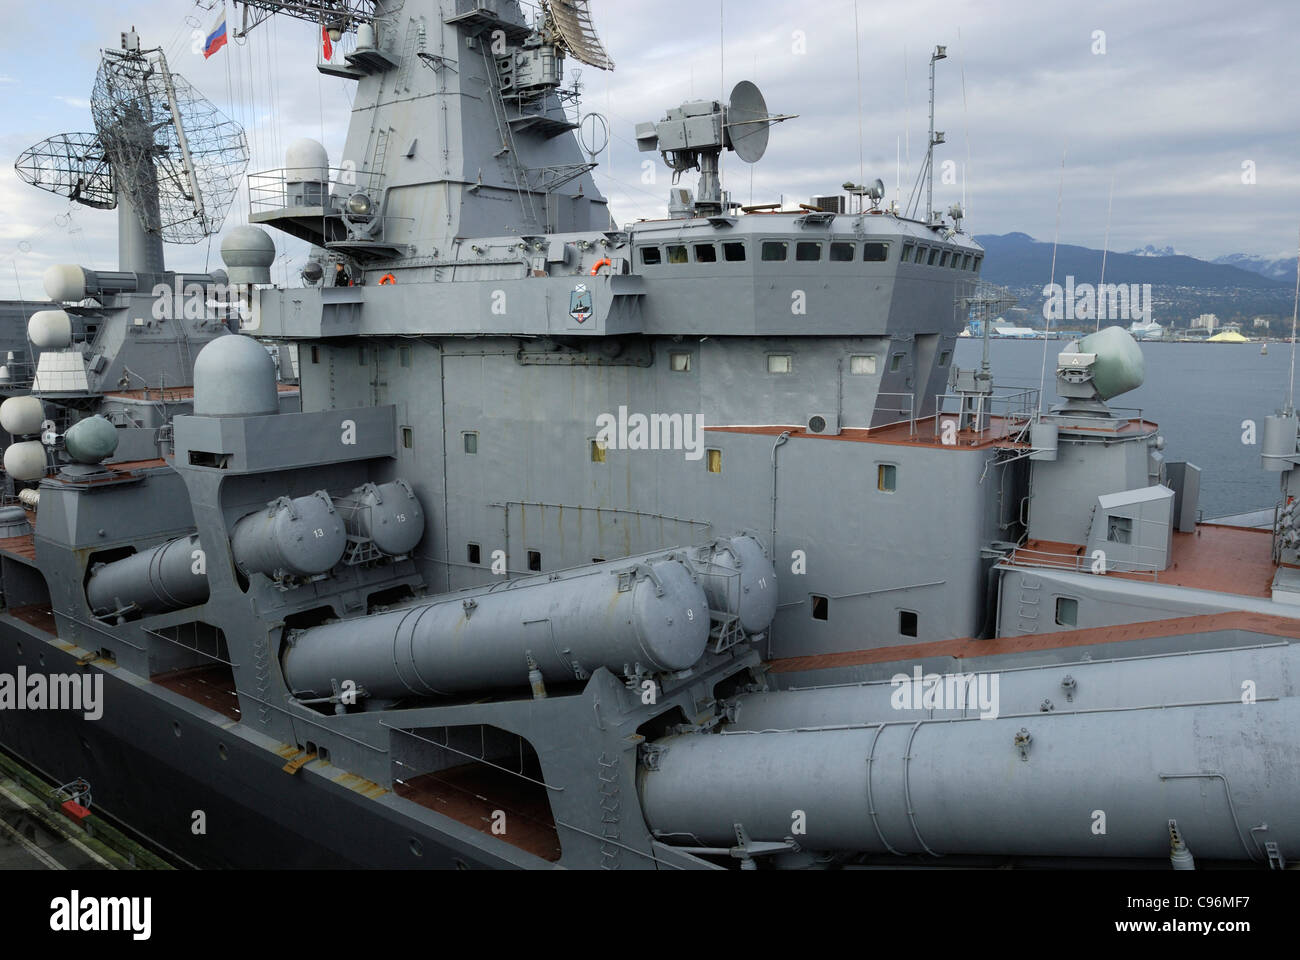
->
[726,81,771,164]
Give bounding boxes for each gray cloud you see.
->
[3,0,1297,298]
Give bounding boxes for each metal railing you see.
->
[933,387,1040,442]
[247,167,386,216]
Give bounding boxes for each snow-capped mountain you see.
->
[1212,252,1297,286]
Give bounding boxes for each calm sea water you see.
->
[954,338,1297,519]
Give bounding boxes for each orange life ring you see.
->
[379,273,397,285]
[590,258,612,276]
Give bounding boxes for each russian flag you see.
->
[203,12,228,59]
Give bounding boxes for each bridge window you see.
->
[767,354,792,374]
[899,610,918,637]
[1055,597,1079,627]
[927,248,940,266]
[877,463,897,493]
[1107,515,1133,544]
[694,243,717,263]
[962,253,972,270]
[830,242,856,262]
[796,241,823,262]
[938,250,950,267]
[761,240,789,261]
[640,246,662,266]
[666,244,689,264]
[901,242,915,263]
[950,251,962,268]
[912,245,927,263]
[723,241,747,262]
[810,595,829,620]
[863,242,890,262]
[973,255,982,272]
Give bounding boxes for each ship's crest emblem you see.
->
[569,284,593,323]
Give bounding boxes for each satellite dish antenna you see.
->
[725,81,771,164]
[542,0,615,71]
[579,112,610,161]
[13,33,247,273]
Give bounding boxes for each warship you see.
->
[0,0,1298,871]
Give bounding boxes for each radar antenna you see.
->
[637,81,795,217]
[14,28,248,272]
[542,0,615,71]
[91,43,248,244]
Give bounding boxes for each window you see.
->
[310,346,320,364]
[878,463,897,492]
[666,244,689,264]
[961,253,972,270]
[723,241,747,262]
[796,241,822,262]
[927,248,939,266]
[899,610,918,638]
[973,255,982,272]
[901,242,915,263]
[761,240,789,261]
[467,543,481,565]
[850,355,877,375]
[527,550,542,572]
[590,439,606,463]
[399,345,412,367]
[1107,515,1133,545]
[401,427,413,449]
[830,242,856,262]
[810,595,829,621]
[767,354,792,374]
[912,245,926,263]
[1055,597,1079,627]
[938,350,951,367]
[670,352,692,372]
[693,243,717,263]
[463,432,478,454]
[640,246,662,266]
[950,251,962,268]
[706,448,722,473]
[863,242,889,262]
[889,353,905,372]
[939,250,949,267]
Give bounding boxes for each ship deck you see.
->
[708,414,1153,451]
[1009,523,1280,599]
[768,609,1300,674]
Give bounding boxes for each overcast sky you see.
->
[2,0,1297,298]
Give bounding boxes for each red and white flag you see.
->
[321,25,333,60]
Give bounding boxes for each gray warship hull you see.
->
[3,0,1299,872]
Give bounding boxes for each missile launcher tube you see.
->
[638,698,1300,861]
[687,536,777,635]
[85,534,208,616]
[283,555,712,699]
[231,491,346,578]
[730,643,1300,730]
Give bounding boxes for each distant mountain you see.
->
[972,233,1287,291]
[1212,252,1297,287]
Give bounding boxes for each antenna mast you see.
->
[925,44,946,225]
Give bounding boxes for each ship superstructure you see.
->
[0,0,1297,870]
